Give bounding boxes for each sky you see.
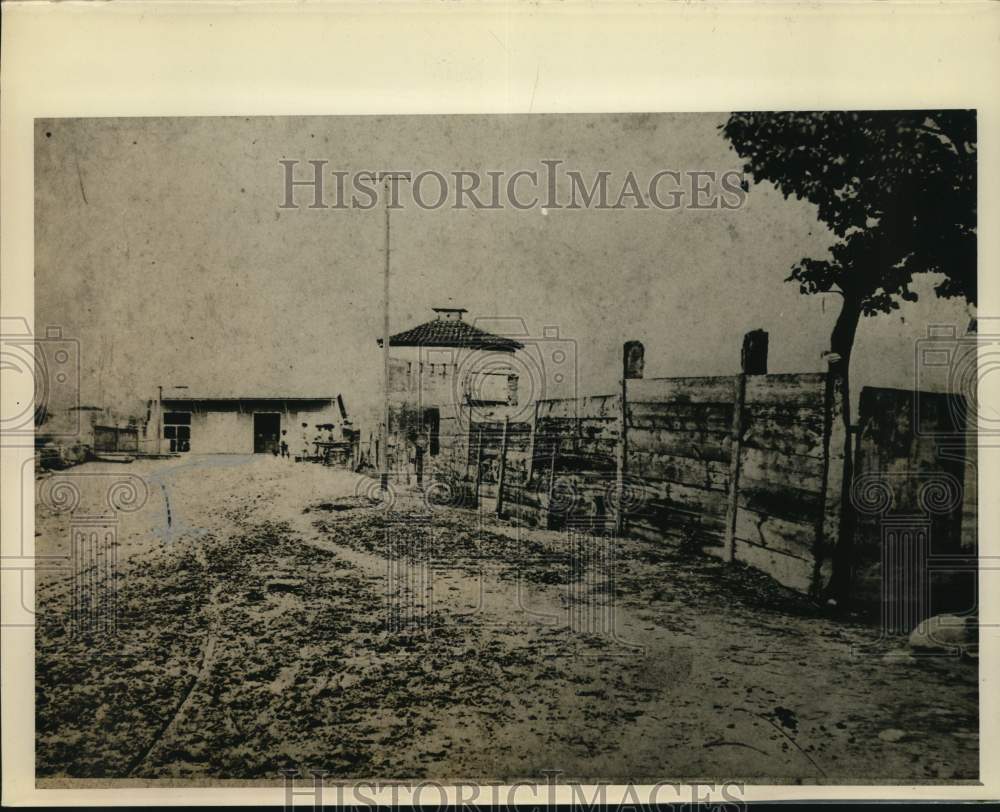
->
[35,113,974,428]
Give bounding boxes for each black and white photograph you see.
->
[24,108,980,787]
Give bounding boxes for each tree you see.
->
[721,110,976,600]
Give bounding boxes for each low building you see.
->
[36,403,149,468]
[381,307,523,419]
[376,306,525,483]
[151,389,353,457]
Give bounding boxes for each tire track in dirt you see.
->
[127,544,222,777]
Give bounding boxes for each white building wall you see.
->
[162,400,346,454]
[389,345,518,423]
[194,411,253,453]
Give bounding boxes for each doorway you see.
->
[253,413,281,454]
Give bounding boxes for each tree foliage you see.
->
[722,111,976,321]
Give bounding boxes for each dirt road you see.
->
[34,455,978,783]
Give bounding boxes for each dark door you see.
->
[253,413,281,454]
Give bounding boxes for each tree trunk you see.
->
[827,292,863,604]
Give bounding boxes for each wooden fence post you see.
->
[473,428,483,507]
[546,436,558,530]
[496,416,510,517]
[723,374,747,563]
[526,399,540,488]
[723,331,764,563]
[741,329,769,375]
[616,341,643,536]
[615,376,628,535]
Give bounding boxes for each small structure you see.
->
[150,388,354,458]
[377,306,525,483]
[379,307,523,412]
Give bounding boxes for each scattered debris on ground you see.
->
[35,457,979,783]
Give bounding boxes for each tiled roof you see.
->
[379,319,524,352]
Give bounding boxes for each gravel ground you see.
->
[34,455,978,784]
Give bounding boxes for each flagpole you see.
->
[371,172,411,492]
